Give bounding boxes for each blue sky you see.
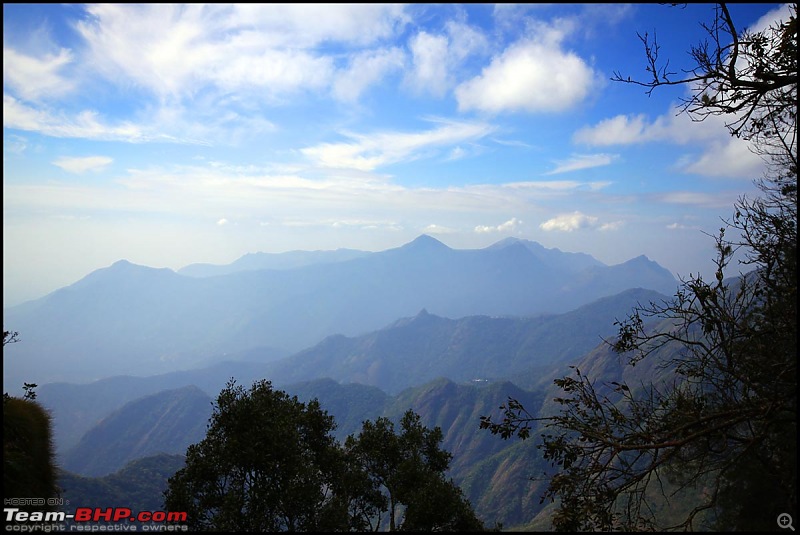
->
[3,3,791,307]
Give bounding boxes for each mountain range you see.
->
[36,286,668,457]
[3,235,678,392]
[4,234,687,529]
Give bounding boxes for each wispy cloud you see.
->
[573,108,767,179]
[681,139,765,179]
[405,20,488,97]
[3,47,75,101]
[332,47,405,102]
[3,95,195,143]
[301,119,496,171]
[545,153,617,175]
[423,223,458,235]
[52,156,113,174]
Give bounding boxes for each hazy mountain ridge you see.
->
[255,287,669,394]
[178,248,371,277]
[3,235,678,392]
[49,312,688,529]
[61,385,213,477]
[36,287,668,457]
[6,236,682,528]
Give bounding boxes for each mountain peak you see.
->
[400,234,450,251]
[624,254,654,266]
[488,237,536,249]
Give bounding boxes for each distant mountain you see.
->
[256,287,669,394]
[60,385,212,477]
[36,287,669,457]
[3,235,678,391]
[55,329,700,530]
[37,360,271,456]
[178,247,370,277]
[486,236,604,272]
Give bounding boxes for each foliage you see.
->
[3,397,59,511]
[3,329,58,510]
[3,330,37,400]
[481,3,797,531]
[58,454,187,514]
[164,378,487,531]
[345,409,489,531]
[163,378,353,531]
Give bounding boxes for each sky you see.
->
[3,3,792,308]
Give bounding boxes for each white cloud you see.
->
[475,217,522,233]
[225,4,409,47]
[682,138,765,179]
[540,211,598,232]
[215,50,335,97]
[3,134,28,154]
[573,110,720,146]
[546,153,617,175]
[216,218,229,226]
[655,191,738,209]
[423,223,457,235]
[455,27,598,114]
[407,32,451,97]
[405,21,488,98]
[74,4,409,100]
[598,220,624,231]
[3,94,262,146]
[447,146,467,161]
[573,114,652,145]
[3,47,75,102]
[574,109,767,179]
[3,95,190,143]
[52,156,113,174]
[332,47,405,102]
[3,160,616,233]
[300,119,496,171]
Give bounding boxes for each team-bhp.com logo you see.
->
[4,504,188,532]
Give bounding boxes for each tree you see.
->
[164,381,485,532]
[3,329,59,513]
[345,409,488,531]
[3,330,36,401]
[481,3,797,531]
[163,379,364,532]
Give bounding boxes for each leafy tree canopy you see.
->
[165,380,487,531]
[345,409,489,531]
[164,378,351,531]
